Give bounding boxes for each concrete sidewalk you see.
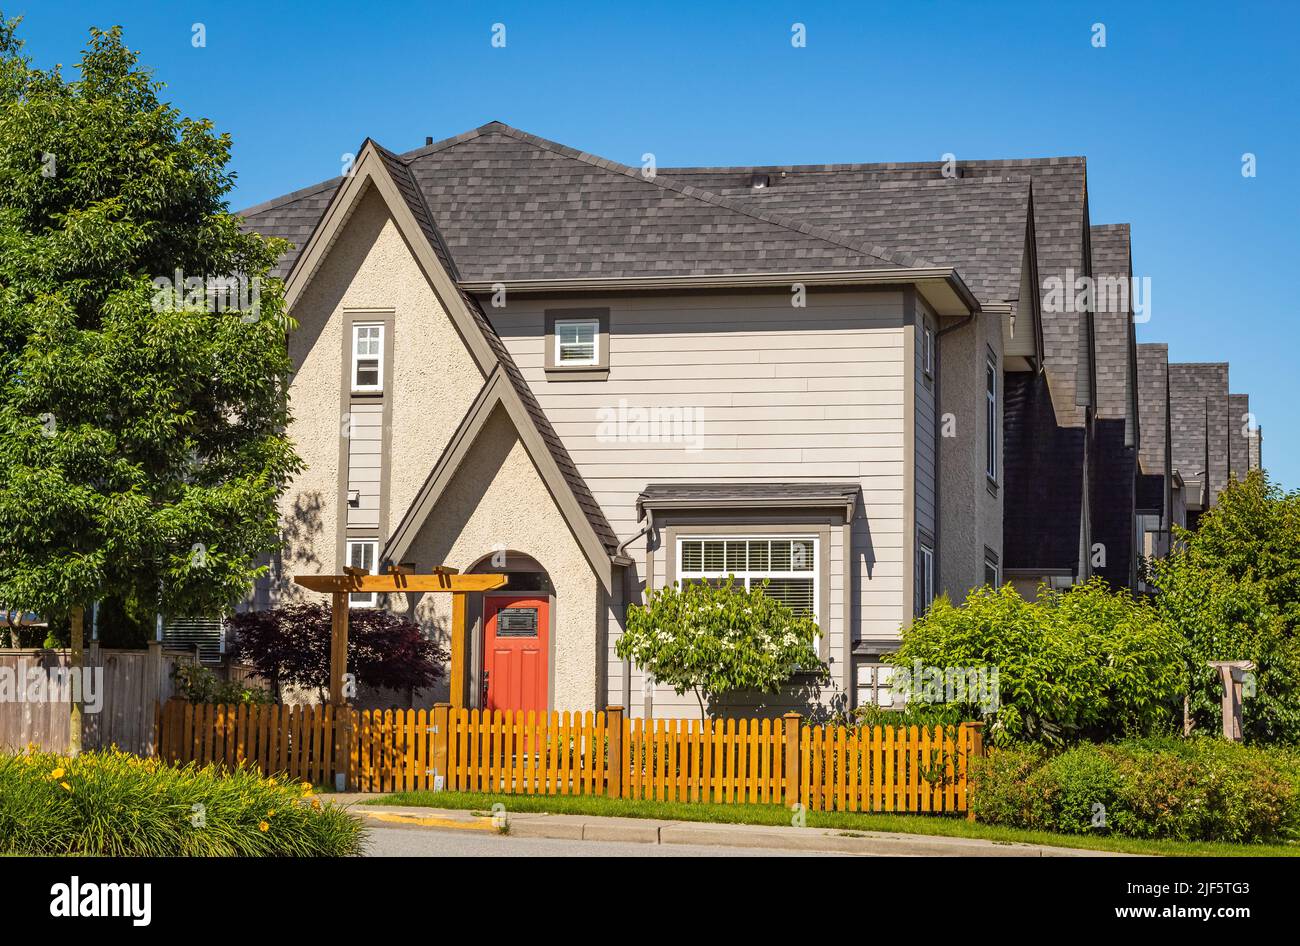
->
[328,795,1132,857]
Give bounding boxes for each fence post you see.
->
[965,721,985,822]
[145,640,163,755]
[431,702,450,791]
[606,706,624,798]
[783,712,802,808]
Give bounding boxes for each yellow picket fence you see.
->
[156,701,984,814]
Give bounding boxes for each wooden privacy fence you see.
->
[157,701,985,814]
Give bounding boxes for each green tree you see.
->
[617,578,824,719]
[1150,470,1300,744]
[893,581,1185,746]
[0,18,299,629]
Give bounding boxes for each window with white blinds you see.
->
[677,536,817,620]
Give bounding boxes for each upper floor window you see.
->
[922,325,934,378]
[352,323,384,392]
[554,318,599,366]
[347,539,378,607]
[985,355,997,481]
[678,536,817,622]
[915,539,935,615]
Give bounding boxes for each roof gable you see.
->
[266,139,620,584]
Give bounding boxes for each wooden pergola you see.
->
[293,564,506,789]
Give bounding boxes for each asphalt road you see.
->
[364,825,851,857]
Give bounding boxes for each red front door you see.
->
[484,595,549,712]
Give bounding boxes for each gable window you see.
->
[915,539,935,615]
[985,354,997,481]
[347,539,378,607]
[352,323,384,392]
[677,536,817,622]
[554,318,599,366]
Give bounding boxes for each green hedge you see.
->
[972,739,1300,843]
[0,748,366,856]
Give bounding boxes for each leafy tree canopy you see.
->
[893,581,1186,746]
[0,17,299,624]
[1151,470,1300,743]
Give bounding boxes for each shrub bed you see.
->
[0,748,366,856]
[971,738,1300,843]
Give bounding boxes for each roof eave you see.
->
[461,267,980,317]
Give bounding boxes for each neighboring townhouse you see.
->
[1169,363,1229,529]
[1088,224,1141,591]
[661,158,1094,600]
[1135,343,1184,568]
[235,122,1264,718]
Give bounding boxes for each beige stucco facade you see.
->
[269,180,603,708]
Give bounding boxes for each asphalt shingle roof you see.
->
[1228,393,1251,480]
[651,175,1032,306]
[241,123,931,285]
[1170,363,1229,504]
[1136,343,1169,477]
[663,157,1092,429]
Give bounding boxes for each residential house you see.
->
[237,122,1261,718]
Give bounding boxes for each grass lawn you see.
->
[366,790,1299,857]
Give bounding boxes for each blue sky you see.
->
[13,1,1300,487]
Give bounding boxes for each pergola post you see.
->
[329,590,350,790]
[68,605,84,756]
[450,592,467,709]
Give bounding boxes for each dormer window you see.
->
[352,323,384,392]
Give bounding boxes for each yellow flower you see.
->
[50,767,64,780]
[258,821,269,832]
[60,781,72,792]
[311,798,322,811]
[267,809,275,817]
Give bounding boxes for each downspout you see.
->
[616,510,654,710]
[933,313,975,596]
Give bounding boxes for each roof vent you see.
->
[425,136,434,146]
[749,172,771,190]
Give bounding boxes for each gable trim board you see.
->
[383,365,621,591]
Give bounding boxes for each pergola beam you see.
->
[294,574,506,593]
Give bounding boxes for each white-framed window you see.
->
[922,325,934,377]
[554,318,599,366]
[915,540,935,615]
[984,554,1000,588]
[985,354,997,481]
[352,323,384,392]
[856,664,898,709]
[677,536,818,622]
[347,539,378,607]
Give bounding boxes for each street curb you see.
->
[345,801,1134,856]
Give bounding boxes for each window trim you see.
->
[346,539,379,607]
[675,534,820,625]
[544,308,610,380]
[351,322,385,394]
[985,352,998,483]
[922,324,934,379]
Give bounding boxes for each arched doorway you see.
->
[467,552,553,711]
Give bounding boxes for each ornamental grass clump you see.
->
[0,747,365,856]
